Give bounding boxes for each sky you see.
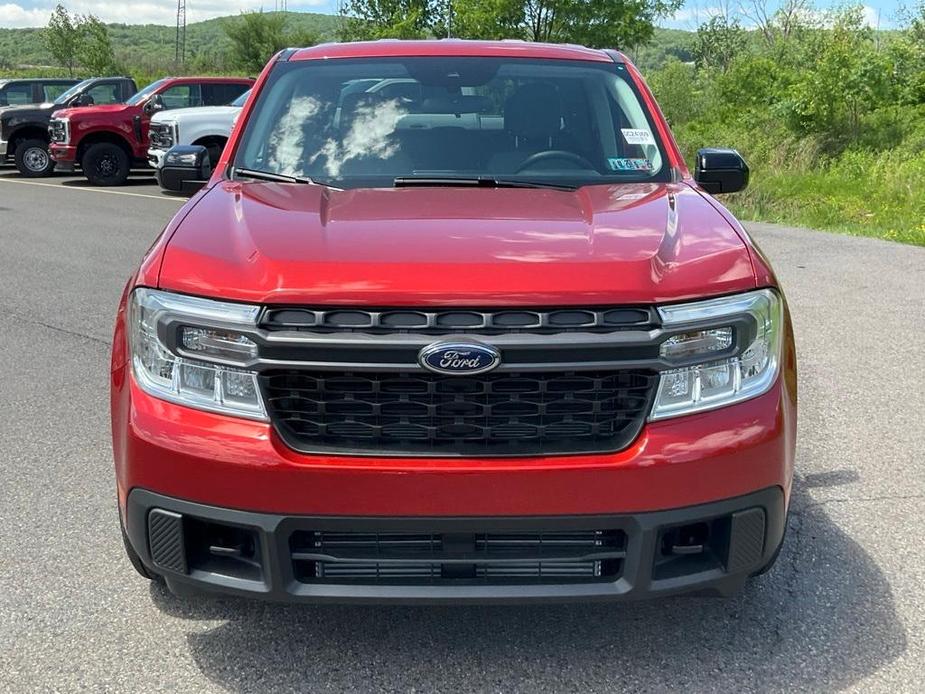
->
[0,0,909,30]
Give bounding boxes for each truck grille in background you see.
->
[290,529,627,584]
[260,306,658,336]
[260,369,658,456]
[148,122,174,149]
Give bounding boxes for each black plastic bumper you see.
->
[125,487,786,604]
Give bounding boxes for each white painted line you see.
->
[0,176,184,202]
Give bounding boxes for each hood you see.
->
[153,105,241,124]
[0,102,55,123]
[158,181,757,306]
[52,102,134,120]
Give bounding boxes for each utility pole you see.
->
[175,0,187,66]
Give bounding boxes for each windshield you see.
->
[234,57,668,189]
[54,79,94,105]
[126,79,167,106]
[231,89,251,107]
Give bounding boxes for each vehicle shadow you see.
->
[150,476,906,692]
[59,174,160,189]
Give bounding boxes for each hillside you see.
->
[0,12,699,76]
[0,11,342,74]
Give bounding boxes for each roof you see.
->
[162,76,254,83]
[0,78,80,84]
[288,39,616,64]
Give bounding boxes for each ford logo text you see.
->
[418,342,501,376]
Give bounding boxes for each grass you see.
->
[723,150,925,247]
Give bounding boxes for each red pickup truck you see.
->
[49,76,252,186]
[113,41,796,604]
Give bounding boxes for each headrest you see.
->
[504,82,561,140]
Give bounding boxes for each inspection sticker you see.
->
[608,158,653,171]
[621,128,656,146]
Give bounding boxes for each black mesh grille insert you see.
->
[261,369,658,456]
[290,529,627,585]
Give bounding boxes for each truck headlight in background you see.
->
[129,288,266,420]
[49,118,70,144]
[650,289,784,420]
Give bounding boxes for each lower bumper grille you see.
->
[261,369,658,456]
[290,529,627,585]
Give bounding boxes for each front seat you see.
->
[488,82,562,174]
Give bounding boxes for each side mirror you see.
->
[694,148,749,195]
[156,144,212,194]
[74,93,94,107]
[145,95,165,114]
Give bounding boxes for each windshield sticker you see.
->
[621,129,656,146]
[608,158,653,172]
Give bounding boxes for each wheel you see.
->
[202,140,225,168]
[121,520,159,581]
[14,138,55,177]
[82,142,129,186]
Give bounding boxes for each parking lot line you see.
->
[0,177,182,202]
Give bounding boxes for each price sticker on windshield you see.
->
[621,129,656,146]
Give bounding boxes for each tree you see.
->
[738,0,811,47]
[447,0,524,39]
[78,15,116,74]
[695,15,747,71]
[339,0,682,48]
[224,11,319,73]
[338,0,434,40]
[44,4,81,76]
[516,0,684,48]
[783,7,893,142]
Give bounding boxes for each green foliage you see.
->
[647,5,925,246]
[43,4,81,76]
[338,0,434,40]
[449,0,524,40]
[646,59,705,126]
[339,0,681,47]
[77,15,117,75]
[0,12,339,78]
[223,10,319,73]
[533,0,684,48]
[783,7,893,142]
[695,16,747,71]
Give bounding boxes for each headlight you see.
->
[50,118,69,143]
[129,288,267,420]
[650,289,783,420]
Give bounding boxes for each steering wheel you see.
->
[515,150,596,173]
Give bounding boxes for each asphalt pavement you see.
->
[0,169,922,693]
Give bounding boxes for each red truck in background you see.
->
[49,76,253,186]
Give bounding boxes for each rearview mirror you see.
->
[74,93,94,107]
[694,148,749,195]
[156,144,211,194]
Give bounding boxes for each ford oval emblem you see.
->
[419,342,501,376]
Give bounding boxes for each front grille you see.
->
[149,122,174,149]
[260,306,657,336]
[290,529,627,585]
[260,369,658,456]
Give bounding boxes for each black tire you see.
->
[82,142,129,186]
[14,138,55,177]
[121,521,159,581]
[202,140,225,168]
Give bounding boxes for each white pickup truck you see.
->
[147,89,250,173]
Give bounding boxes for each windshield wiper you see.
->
[394,176,577,191]
[232,167,330,186]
